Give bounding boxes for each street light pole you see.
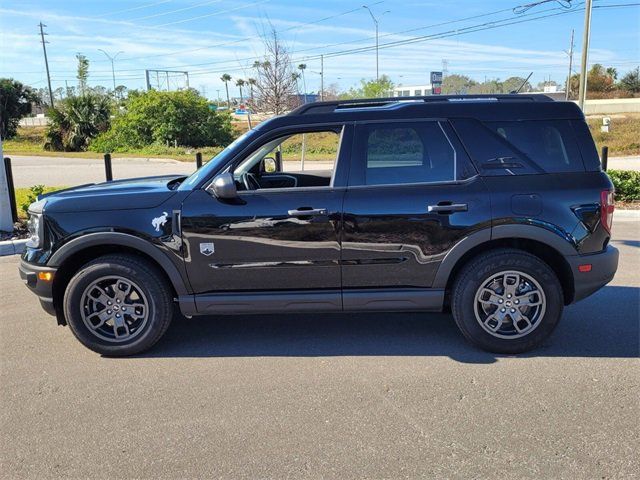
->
[578,0,593,110]
[98,49,124,92]
[362,6,389,81]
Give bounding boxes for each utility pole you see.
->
[38,22,54,108]
[320,55,324,101]
[98,49,123,92]
[565,29,574,100]
[363,6,389,82]
[578,0,593,110]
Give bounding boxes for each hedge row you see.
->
[608,170,640,203]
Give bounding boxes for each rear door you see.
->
[341,119,491,308]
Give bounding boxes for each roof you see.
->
[253,94,584,131]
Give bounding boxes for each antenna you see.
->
[512,72,533,94]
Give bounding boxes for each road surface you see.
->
[7,155,334,188]
[7,154,638,188]
[1,219,638,479]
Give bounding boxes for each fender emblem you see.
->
[200,242,215,256]
[152,211,168,232]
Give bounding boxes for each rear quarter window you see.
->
[484,120,585,173]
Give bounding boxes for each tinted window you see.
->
[485,120,584,173]
[362,122,456,185]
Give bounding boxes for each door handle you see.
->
[427,203,468,213]
[287,208,328,217]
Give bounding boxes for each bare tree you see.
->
[253,28,297,114]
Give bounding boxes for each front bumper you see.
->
[567,245,619,303]
[19,260,57,316]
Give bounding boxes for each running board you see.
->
[178,288,445,316]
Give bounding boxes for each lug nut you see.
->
[501,308,506,313]
[515,300,520,304]
[498,299,504,304]
[107,301,112,305]
[116,314,120,318]
[510,308,516,313]
[507,294,512,298]
[107,310,112,314]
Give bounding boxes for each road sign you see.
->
[431,71,443,95]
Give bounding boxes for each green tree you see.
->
[76,53,89,94]
[91,89,234,151]
[0,78,39,139]
[587,64,614,92]
[619,67,640,93]
[342,75,394,99]
[501,76,532,93]
[220,73,232,108]
[235,78,246,104]
[442,74,477,94]
[45,93,111,151]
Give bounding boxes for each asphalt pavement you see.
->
[8,155,335,188]
[1,218,638,479]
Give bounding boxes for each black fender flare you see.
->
[48,232,190,296]
[432,224,577,289]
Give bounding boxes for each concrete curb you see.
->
[0,239,28,257]
[615,209,640,219]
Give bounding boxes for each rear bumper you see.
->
[19,260,57,316]
[566,245,619,303]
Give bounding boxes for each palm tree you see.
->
[297,64,307,103]
[236,79,246,104]
[220,73,232,108]
[247,78,257,103]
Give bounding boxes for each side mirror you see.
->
[208,172,238,199]
[262,156,278,173]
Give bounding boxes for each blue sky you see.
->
[1,0,638,98]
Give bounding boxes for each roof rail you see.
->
[288,94,554,116]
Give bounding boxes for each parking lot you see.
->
[1,218,638,479]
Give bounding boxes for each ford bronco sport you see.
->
[19,95,619,356]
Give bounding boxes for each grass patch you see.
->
[587,114,640,156]
[14,186,67,219]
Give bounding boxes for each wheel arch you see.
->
[434,227,576,305]
[48,233,190,325]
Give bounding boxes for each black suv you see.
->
[19,95,618,356]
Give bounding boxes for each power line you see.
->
[128,0,223,21]
[94,0,174,18]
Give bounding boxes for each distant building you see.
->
[392,84,433,97]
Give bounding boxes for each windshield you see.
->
[178,128,261,190]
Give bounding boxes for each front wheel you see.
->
[63,254,173,356]
[451,249,563,354]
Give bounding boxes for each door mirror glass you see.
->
[262,156,278,173]
[208,172,238,199]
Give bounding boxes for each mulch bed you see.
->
[0,220,29,242]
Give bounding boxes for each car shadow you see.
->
[142,285,639,363]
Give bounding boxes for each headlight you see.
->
[26,213,43,248]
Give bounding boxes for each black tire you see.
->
[451,249,563,354]
[63,254,173,356]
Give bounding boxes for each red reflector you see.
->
[578,264,592,273]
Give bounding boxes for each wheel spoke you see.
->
[483,313,503,332]
[516,292,542,307]
[86,309,111,329]
[112,314,130,338]
[503,273,520,298]
[478,288,502,306]
[511,310,533,334]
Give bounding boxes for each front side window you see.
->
[233,129,342,191]
[360,122,456,186]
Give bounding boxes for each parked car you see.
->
[19,94,618,356]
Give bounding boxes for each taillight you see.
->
[600,190,615,234]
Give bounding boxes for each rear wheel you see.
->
[451,249,563,354]
[63,254,173,356]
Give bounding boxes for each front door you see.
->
[341,120,490,307]
[180,125,351,300]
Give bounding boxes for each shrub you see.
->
[608,170,640,202]
[90,89,234,152]
[19,185,45,215]
[45,94,111,151]
[0,78,39,139]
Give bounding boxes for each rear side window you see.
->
[484,120,584,173]
[361,122,456,185]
